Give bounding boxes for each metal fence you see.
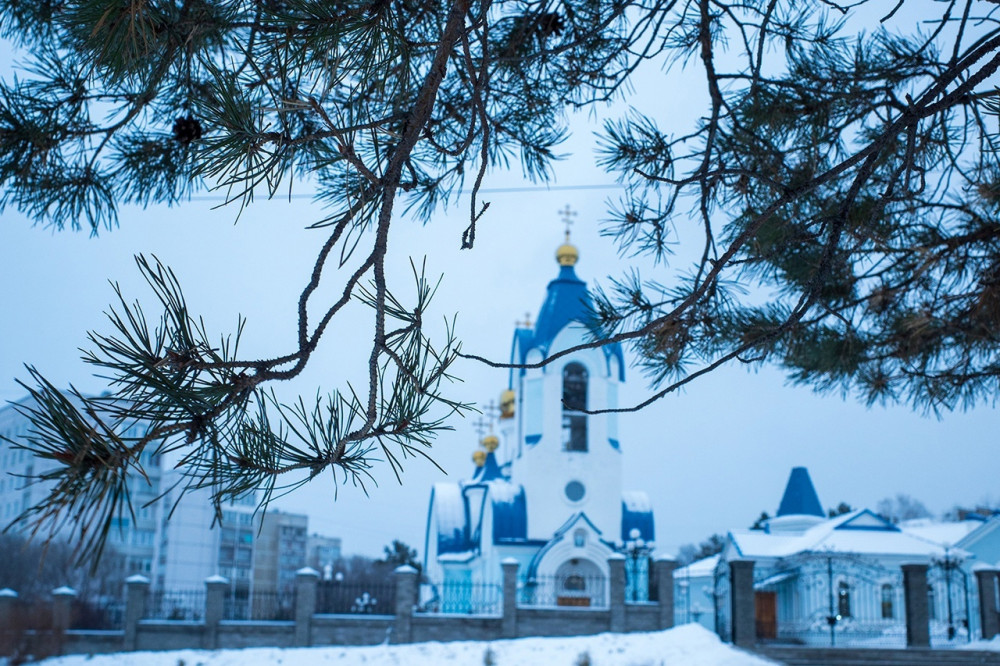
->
[315,581,395,615]
[70,598,125,630]
[519,574,608,608]
[418,580,502,615]
[928,556,972,645]
[625,556,655,603]
[145,589,205,621]
[223,590,295,621]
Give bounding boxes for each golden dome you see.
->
[481,434,499,452]
[472,450,487,467]
[499,389,515,418]
[556,242,578,266]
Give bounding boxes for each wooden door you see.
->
[755,591,777,639]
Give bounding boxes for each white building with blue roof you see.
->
[669,466,995,646]
[422,234,655,608]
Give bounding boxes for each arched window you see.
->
[837,581,851,618]
[881,583,894,619]
[562,363,588,452]
[928,584,937,620]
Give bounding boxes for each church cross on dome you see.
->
[472,416,491,438]
[482,400,500,431]
[558,204,577,240]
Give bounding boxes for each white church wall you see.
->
[512,324,623,544]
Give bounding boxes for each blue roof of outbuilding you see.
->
[509,264,625,382]
[776,467,825,518]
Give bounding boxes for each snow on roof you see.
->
[621,491,654,543]
[437,551,477,563]
[731,510,952,559]
[430,483,469,555]
[622,490,651,512]
[675,554,720,579]
[900,519,983,547]
[488,480,527,543]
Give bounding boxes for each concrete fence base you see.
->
[1,555,677,656]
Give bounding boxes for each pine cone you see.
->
[537,12,564,37]
[172,114,203,145]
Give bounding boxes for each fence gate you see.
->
[755,554,906,648]
[927,557,971,644]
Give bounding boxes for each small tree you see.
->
[827,502,853,518]
[677,534,725,565]
[876,494,932,524]
[382,539,421,573]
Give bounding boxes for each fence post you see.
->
[501,558,518,638]
[294,567,319,647]
[655,557,678,630]
[391,565,418,644]
[609,553,626,633]
[123,575,149,651]
[729,560,755,648]
[902,563,930,648]
[52,586,77,655]
[203,575,228,649]
[974,566,999,640]
[0,588,16,630]
[0,588,18,652]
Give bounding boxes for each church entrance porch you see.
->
[521,558,608,608]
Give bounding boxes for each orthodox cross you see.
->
[558,204,577,240]
[472,416,491,438]
[516,311,534,329]
[482,400,501,431]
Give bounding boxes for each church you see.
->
[421,229,656,608]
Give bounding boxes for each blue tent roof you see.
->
[509,264,625,382]
[471,452,506,483]
[535,265,592,351]
[776,467,825,518]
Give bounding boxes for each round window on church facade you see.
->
[565,480,586,502]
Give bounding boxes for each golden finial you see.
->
[473,450,487,467]
[556,204,579,266]
[481,434,499,452]
[500,389,515,419]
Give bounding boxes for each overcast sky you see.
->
[1,7,997,560]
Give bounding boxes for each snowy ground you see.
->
[960,636,1000,652]
[34,625,778,666]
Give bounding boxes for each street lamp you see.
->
[623,527,655,602]
[932,546,963,641]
